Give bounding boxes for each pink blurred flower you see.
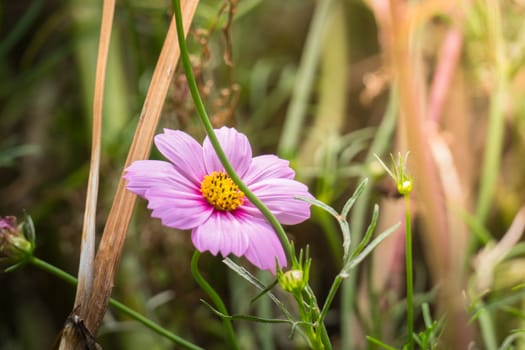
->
[124,127,312,273]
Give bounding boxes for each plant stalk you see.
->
[190,251,239,350]
[404,194,414,349]
[28,256,204,350]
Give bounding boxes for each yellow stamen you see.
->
[200,171,245,211]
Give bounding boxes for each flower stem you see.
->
[172,3,332,349]
[171,0,295,266]
[29,256,77,285]
[27,256,204,350]
[404,194,414,349]
[478,303,498,350]
[344,89,398,349]
[319,275,343,327]
[190,251,239,350]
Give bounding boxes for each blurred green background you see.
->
[3,0,525,349]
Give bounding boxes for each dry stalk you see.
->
[74,0,115,318]
[55,0,200,348]
[83,0,200,334]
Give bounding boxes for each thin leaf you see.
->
[350,204,379,260]
[222,258,292,318]
[297,194,355,261]
[200,299,296,325]
[200,299,308,341]
[422,302,433,329]
[223,258,267,289]
[341,178,368,219]
[340,218,351,263]
[340,179,369,261]
[374,153,395,179]
[250,280,279,305]
[22,212,35,246]
[366,336,398,350]
[4,261,27,273]
[295,195,339,218]
[344,223,400,273]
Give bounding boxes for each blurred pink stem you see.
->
[427,27,463,124]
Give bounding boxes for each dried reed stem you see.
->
[82,0,199,334]
[75,0,115,317]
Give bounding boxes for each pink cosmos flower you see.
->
[124,127,312,273]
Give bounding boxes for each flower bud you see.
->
[374,152,413,197]
[277,246,311,295]
[279,269,307,294]
[0,216,35,267]
[397,179,413,196]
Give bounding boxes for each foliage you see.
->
[2,0,525,349]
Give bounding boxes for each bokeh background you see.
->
[2,0,525,349]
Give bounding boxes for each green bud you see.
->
[397,179,413,196]
[374,152,413,196]
[0,216,35,267]
[279,269,307,293]
[277,245,311,294]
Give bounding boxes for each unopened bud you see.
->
[0,216,35,266]
[397,179,413,196]
[279,269,307,294]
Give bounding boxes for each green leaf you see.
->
[350,204,379,260]
[222,258,292,319]
[341,178,368,219]
[295,195,339,218]
[343,222,400,273]
[22,213,36,246]
[366,336,398,350]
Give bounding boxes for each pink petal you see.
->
[145,187,213,230]
[202,127,252,177]
[243,155,295,185]
[242,219,287,274]
[154,129,206,185]
[191,211,250,257]
[124,160,194,198]
[244,178,313,225]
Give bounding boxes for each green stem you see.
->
[314,275,340,349]
[294,292,317,348]
[340,280,353,347]
[343,88,398,348]
[173,3,333,349]
[293,291,331,350]
[27,256,204,350]
[478,305,498,350]
[108,298,201,348]
[172,0,295,266]
[319,324,332,350]
[29,256,77,285]
[404,194,414,350]
[190,251,239,350]
[319,275,343,327]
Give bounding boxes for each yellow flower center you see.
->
[200,171,245,211]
